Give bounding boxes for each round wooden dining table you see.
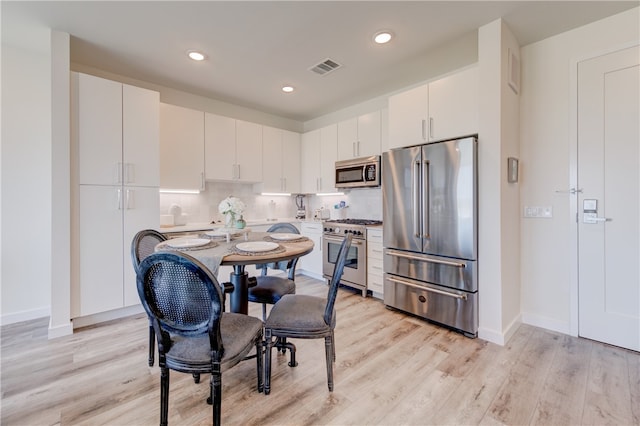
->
[156,231,314,314]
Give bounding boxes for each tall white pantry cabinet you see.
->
[71,72,160,318]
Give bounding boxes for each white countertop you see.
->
[159,218,319,234]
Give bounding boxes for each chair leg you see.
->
[160,367,170,426]
[274,337,297,366]
[209,370,222,426]
[325,335,334,392]
[148,323,155,367]
[255,338,264,393]
[264,329,273,395]
[261,304,267,322]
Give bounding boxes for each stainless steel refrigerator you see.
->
[382,136,478,337]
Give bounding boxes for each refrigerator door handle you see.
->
[387,276,468,300]
[386,249,467,268]
[423,160,430,239]
[413,158,421,238]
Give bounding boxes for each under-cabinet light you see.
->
[261,192,292,196]
[159,189,201,194]
[316,192,345,196]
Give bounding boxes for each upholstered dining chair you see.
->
[263,233,352,395]
[131,229,167,368]
[137,251,263,426]
[248,222,301,321]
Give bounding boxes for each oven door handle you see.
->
[386,276,468,300]
[324,235,363,245]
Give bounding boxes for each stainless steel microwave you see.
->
[335,155,381,188]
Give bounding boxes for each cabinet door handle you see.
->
[116,188,123,210]
[421,119,426,141]
[201,172,205,191]
[353,142,356,157]
[125,189,133,209]
[429,117,434,139]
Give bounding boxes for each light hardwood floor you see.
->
[2,275,638,425]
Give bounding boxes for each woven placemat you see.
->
[263,235,309,243]
[229,243,286,256]
[156,240,219,252]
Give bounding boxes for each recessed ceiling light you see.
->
[187,50,206,61]
[373,31,393,44]
[282,85,295,93]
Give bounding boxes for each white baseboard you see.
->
[48,321,73,339]
[72,304,145,329]
[521,311,573,336]
[0,306,50,326]
[298,270,325,281]
[478,314,522,346]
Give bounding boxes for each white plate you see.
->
[269,233,301,241]
[235,241,279,253]
[166,238,210,249]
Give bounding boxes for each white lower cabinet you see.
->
[367,228,384,298]
[299,222,323,279]
[75,185,159,317]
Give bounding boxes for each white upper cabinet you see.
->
[77,72,159,187]
[301,125,336,193]
[236,120,263,182]
[337,110,382,160]
[259,126,301,193]
[204,113,263,182]
[77,74,123,186]
[428,66,478,142]
[123,85,160,187]
[387,84,428,150]
[160,103,204,191]
[301,129,321,193]
[387,66,478,150]
[281,130,301,194]
[204,113,235,180]
[319,124,338,192]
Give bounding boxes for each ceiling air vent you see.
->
[309,58,342,76]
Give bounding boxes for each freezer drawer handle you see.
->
[387,276,467,301]
[386,249,466,268]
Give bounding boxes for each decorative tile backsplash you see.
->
[160,182,382,224]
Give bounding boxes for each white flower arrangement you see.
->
[218,196,245,217]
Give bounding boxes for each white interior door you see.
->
[577,45,639,351]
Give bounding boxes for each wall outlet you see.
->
[524,206,553,218]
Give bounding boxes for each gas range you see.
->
[322,219,383,239]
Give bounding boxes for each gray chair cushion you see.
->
[166,313,263,370]
[248,276,295,304]
[265,294,334,336]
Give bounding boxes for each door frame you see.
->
[568,41,640,337]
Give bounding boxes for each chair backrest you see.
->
[136,252,224,353]
[323,234,353,326]
[131,229,167,272]
[258,223,301,278]
[266,222,299,234]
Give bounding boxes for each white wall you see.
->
[1,43,52,324]
[519,7,639,334]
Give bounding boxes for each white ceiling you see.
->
[2,1,637,122]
